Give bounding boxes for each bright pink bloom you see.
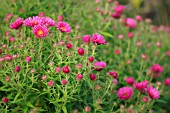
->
[2,97,8,103]
[128,32,134,38]
[0,57,5,62]
[26,56,32,62]
[115,5,125,14]
[55,67,61,73]
[76,74,83,80]
[90,74,96,81]
[41,75,47,80]
[115,49,121,55]
[38,12,45,17]
[15,66,21,72]
[113,79,118,85]
[57,15,64,21]
[10,18,24,29]
[82,35,91,44]
[88,56,94,62]
[147,86,160,99]
[62,66,70,74]
[92,34,106,45]
[66,43,73,49]
[111,12,120,19]
[148,64,164,78]
[164,78,170,86]
[42,17,55,26]
[56,21,71,33]
[5,54,13,61]
[48,80,54,87]
[94,61,106,71]
[78,48,84,56]
[33,25,48,38]
[126,77,134,85]
[134,81,148,91]
[109,71,118,78]
[126,18,136,29]
[142,96,149,102]
[9,37,15,42]
[61,79,67,85]
[24,16,42,27]
[117,86,133,100]
[136,15,142,22]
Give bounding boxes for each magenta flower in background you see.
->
[109,71,118,78]
[42,17,55,26]
[56,21,71,33]
[164,78,170,86]
[2,97,8,103]
[24,16,42,27]
[92,33,106,45]
[148,64,164,78]
[25,56,32,62]
[48,80,54,87]
[82,35,91,44]
[94,61,106,71]
[147,86,160,99]
[126,18,136,29]
[33,25,49,38]
[115,5,125,14]
[136,15,142,22]
[10,18,24,29]
[111,13,120,19]
[134,80,148,91]
[126,77,135,85]
[117,86,133,100]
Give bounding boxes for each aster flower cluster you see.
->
[10,15,71,38]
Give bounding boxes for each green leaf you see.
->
[27,102,34,108]
[99,31,113,38]
[62,106,67,113]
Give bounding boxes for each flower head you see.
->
[33,25,48,38]
[82,35,91,44]
[126,77,134,85]
[148,64,164,78]
[164,78,170,86]
[147,86,160,99]
[94,61,106,71]
[126,18,136,29]
[134,80,148,91]
[10,18,24,29]
[24,16,43,27]
[92,34,106,45]
[42,17,55,26]
[56,21,71,33]
[117,86,133,100]
[115,5,125,14]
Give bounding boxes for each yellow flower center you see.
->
[37,30,44,36]
[61,27,66,31]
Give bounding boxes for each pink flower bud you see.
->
[66,43,73,49]
[61,79,67,85]
[76,74,83,80]
[113,79,118,85]
[136,15,142,22]
[115,49,121,55]
[48,80,54,87]
[15,66,21,72]
[82,35,91,44]
[128,32,134,38]
[78,48,84,55]
[2,97,8,103]
[126,77,134,85]
[88,56,94,62]
[38,12,45,17]
[5,54,13,61]
[109,71,118,78]
[165,78,170,86]
[58,15,64,21]
[62,66,70,74]
[42,75,47,80]
[85,106,91,112]
[55,67,61,73]
[5,76,10,82]
[26,56,32,62]
[90,74,96,81]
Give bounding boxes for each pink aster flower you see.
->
[24,16,42,27]
[115,5,125,14]
[42,17,55,26]
[33,25,48,38]
[92,33,106,45]
[117,86,133,100]
[82,35,91,44]
[146,86,160,99]
[148,64,164,78]
[126,18,136,29]
[164,78,170,86]
[56,21,71,33]
[126,77,135,85]
[10,18,24,29]
[134,80,148,91]
[94,61,106,71]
